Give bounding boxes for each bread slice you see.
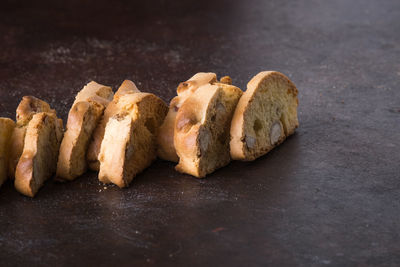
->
[87,80,140,171]
[157,73,234,162]
[15,112,63,197]
[8,96,56,178]
[56,102,105,180]
[174,83,242,178]
[0,118,15,187]
[230,71,299,161]
[98,93,168,188]
[56,81,113,181]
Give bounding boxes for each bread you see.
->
[230,71,299,161]
[98,93,168,187]
[15,112,63,197]
[8,96,56,178]
[113,79,141,100]
[56,102,105,181]
[174,83,242,178]
[0,118,15,187]
[8,127,26,178]
[56,81,113,181]
[73,81,113,106]
[87,80,140,171]
[157,73,234,162]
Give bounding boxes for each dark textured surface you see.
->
[0,0,400,266]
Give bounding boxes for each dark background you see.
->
[0,0,399,266]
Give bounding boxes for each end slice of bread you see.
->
[98,93,168,187]
[230,71,299,161]
[87,80,140,171]
[0,118,15,186]
[8,96,57,178]
[15,112,63,197]
[174,83,242,178]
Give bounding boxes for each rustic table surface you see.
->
[0,0,399,266]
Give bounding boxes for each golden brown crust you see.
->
[176,73,217,96]
[114,80,140,100]
[0,118,15,187]
[8,96,57,178]
[219,76,232,85]
[15,112,63,197]
[98,93,168,187]
[156,102,180,162]
[174,83,242,177]
[14,151,34,196]
[73,81,113,106]
[157,73,218,162]
[230,71,299,161]
[174,86,214,176]
[16,96,55,126]
[87,80,140,171]
[8,126,27,178]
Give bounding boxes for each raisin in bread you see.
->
[174,83,242,178]
[98,93,168,188]
[157,73,234,162]
[8,96,56,178]
[56,81,113,181]
[15,112,63,197]
[0,118,15,187]
[230,71,299,161]
[87,80,140,171]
